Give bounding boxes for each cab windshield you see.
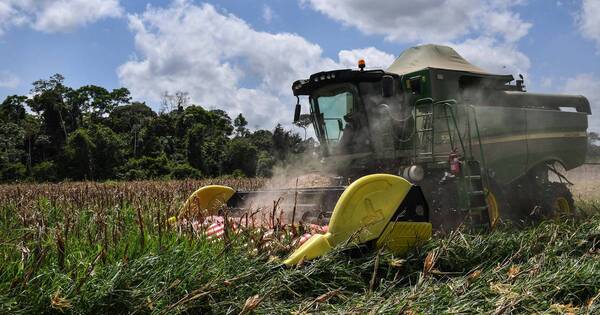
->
[310,84,356,146]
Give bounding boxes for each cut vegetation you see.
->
[1,180,599,314]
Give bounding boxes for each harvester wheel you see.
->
[486,190,500,228]
[540,182,575,217]
[485,180,511,227]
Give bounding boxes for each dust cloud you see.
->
[566,164,600,200]
[233,150,340,225]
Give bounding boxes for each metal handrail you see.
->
[413,98,468,161]
[413,98,435,160]
[467,104,491,189]
[438,100,464,154]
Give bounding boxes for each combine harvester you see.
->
[180,45,591,265]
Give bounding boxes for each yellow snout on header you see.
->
[284,174,432,266]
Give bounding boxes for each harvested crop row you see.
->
[0,181,598,314]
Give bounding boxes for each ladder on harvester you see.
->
[464,105,492,227]
[413,99,493,228]
[413,98,457,162]
[463,159,490,226]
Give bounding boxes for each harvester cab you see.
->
[291,68,406,159]
[179,44,590,266]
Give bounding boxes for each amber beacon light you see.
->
[358,59,366,71]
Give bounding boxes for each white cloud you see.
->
[0,1,26,35]
[0,71,20,89]
[578,0,600,50]
[563,74,600,130]
[450,37,530,76]
[33,0,123,32]
[118,1,393,128]
[302,0,531,44]
[303,0,479,43]
[338,47,395,69]
[0,0,123,34]
[262,4,274,24]
[303,0,532,76]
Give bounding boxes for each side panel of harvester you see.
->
[465,95,589,186]
[409,68,590,186]
[451,104,528,184]
[524,105,588,171]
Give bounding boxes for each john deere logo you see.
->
[361,198,385,226]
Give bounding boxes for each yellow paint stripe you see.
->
[480,131,587,145]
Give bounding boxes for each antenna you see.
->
[516,74,526,92]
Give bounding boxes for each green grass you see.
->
[1,182,599,314]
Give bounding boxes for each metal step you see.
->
[469,206,488,212]
[467,191,485,196]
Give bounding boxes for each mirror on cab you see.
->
[294,97,301,122]
[382,75,395,98]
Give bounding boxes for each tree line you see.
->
[588,132,600,162]
[0,74,312,182]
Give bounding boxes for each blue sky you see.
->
[0,0,599,129]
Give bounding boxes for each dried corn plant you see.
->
[0,180,599,314]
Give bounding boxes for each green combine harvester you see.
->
[181,44,591,265]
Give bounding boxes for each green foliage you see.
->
[0,74,312,182]
[87,125,124,179]
[294,113,312,139]
[63,129,95,179]
[108,102,156,134]
[59,125,124,180]
[0,162,26,180]
[0,95,27,123]
[587,132,600,161]
[248,129,274,152]
[119,155,171,180]
[231,169,246,178]
[31,161,57,181]
[185,123,207,171]
[272,123,303,161]
[0,181,599,314]
[225,138,258,177]
[234,113,249,137]
[169,163,203,179]
[0,122,25,169]
[256,150,276,177]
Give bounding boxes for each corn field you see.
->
[1,179,599,314]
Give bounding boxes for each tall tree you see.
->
[225,138,258,176]
[234,113,249,137]
[185,124,206,171]
[294,114,312,140]
[160,91,189,113]
[63,129,95,180]
[0,95,27,123]
[88,125,124,179]
[28,74,72,155]
[109,102,156,157]
[588,131,600,159]
[21,115,41,173]
[272,124,303,161]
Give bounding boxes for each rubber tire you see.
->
[539,182,575,218]
[486,179,512,227]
